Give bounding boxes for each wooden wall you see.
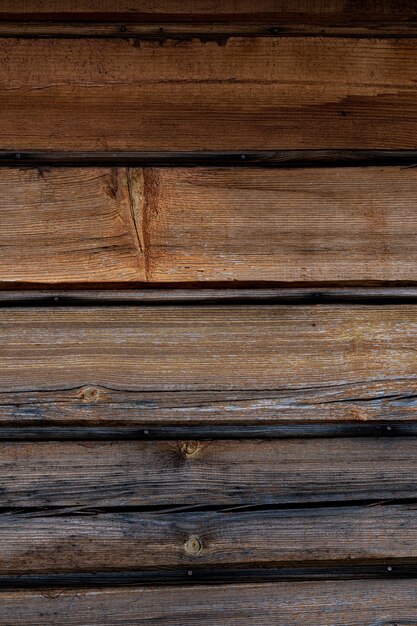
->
[1,2,417,624]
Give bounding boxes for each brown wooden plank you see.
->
[0,580,416,625]
[1,438,417,507]
[0,168,144,284]
[3,165,417,286]
[140,166,417,283]
[1,305,417,426]
[2,37,417,150]
[0,504,415,574]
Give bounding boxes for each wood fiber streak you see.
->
[1,580,417,625]
[1,438,417,506]
[0,168,144,284]
[4,166,417,285]
[0,505,416,574]
[2,38,417,149]
[2,305,417,425]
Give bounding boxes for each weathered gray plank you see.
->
[0,580,416,625]
[1,305,417,426]
[1,438,417,507]
[0,504,414,574]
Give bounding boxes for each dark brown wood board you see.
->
[1,1,417,36]
[2,37,417,150]
[0,504,415,574]
[1,305,417,427]
[3,166,417,286]
[1,580,417,625]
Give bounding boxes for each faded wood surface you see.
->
[1,438,417,507]
[1,38,417,150]
[0,504,415,574]
[4,166,417,285]
[2,305,417,426]
[1,580,417,625]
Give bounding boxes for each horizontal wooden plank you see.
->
[1,305,417,426]
[0,504,415,574]
[2,37,417,150]
[1,438,417,506]
[5,166,417,285]
[1,580,417,625]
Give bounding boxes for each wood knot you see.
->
[180,441,200,457]
[78,386,99,402]
[184,536,202,556]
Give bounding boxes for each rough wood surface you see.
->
[4,166,417,285]
[0,504,415,574]
[138,166,417,283]
[0,580,416,625]
[2,37,417,150]
[2,305,417,426]
[1,438,417,507]
[0,168,144,284]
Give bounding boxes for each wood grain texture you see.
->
[1,438,417,507]
[5,166,417,285]
[0,168,143,284]
[2,305,417,426]
[0,504,415,574]
[0,580,416,625]
[140,166,417,283]
[2,37,417,150]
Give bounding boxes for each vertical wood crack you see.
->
[126,167,148,281]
